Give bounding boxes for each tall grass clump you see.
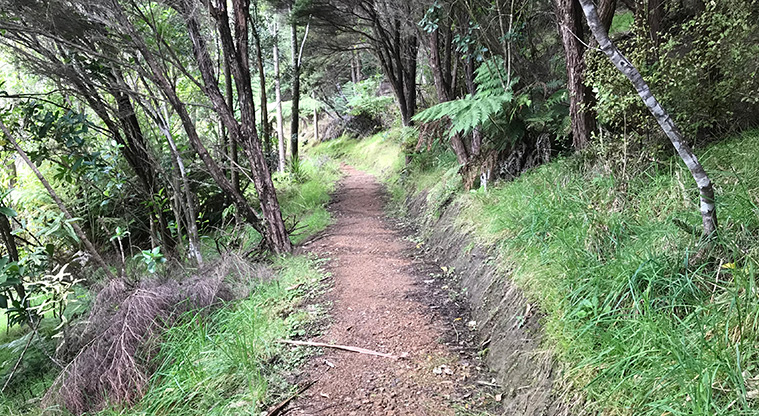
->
[274,155,341,244]
[456,129,759,415]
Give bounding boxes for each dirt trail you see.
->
[289,166,481,415]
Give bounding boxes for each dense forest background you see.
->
[0,0,758,415]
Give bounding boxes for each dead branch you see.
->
[278,340,398,359]
[266,380,317,416]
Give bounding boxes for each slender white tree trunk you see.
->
[313,92,319,142]
[578,0,717,236]
[159,106,203,266]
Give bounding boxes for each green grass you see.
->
[307,128,408,181]
[274,155,342,244]
[312,128,759,415]
[98,255,327,416]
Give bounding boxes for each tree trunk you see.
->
[428,25,468,163]
[0,208,25,304]
[1,120,117,281]
[202,0,292,253]
[429,28,453,103]
[555,0,597,150]
[464,52,482,157]
[158,107,203,266]
[599,0,617,32]
[223,49,240,194]
[634,0,663,45]
[578,0,717,236]
[290,17,301,164]
[352,48,363,83]
[313,92,319,142]
[252,22,271,160]
[273,20,286,174]
[111,87,177,256]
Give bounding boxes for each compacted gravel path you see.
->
[288,166,477,415]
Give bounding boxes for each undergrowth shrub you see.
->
[99,256,325,416]
[586,0,759,141]
[42,255,259,414]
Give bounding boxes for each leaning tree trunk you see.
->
[313,92,319,142]
[199,0,292,254]
[0,120,117,281]
[578,0,717,237]
[158,108,203,266]
[112,3,269,240]
[555,0,597,150]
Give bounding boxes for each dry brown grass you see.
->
[43,254,270,414]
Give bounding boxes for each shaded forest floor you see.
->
[286,166,496,415]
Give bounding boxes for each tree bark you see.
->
[290,16,301,164]
[157,106,203,266]
[1,120,117,281]
[223,48,240,194]
[555,0,597,150]
[429,27,453,103]
[428,22,468,164]
[111,85,177,255]
[0,208,26,304]
[634,0,663,45]
[578,0,717,236]
[313,92,320,142]
[252,22,271,159]
[273,20,286,174]
[464,51,482,157]
[599,0,617,32]
[208,0,292,253]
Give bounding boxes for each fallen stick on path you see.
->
[476,380,503,388]
[266,380,316,416]
[279,339,398,359]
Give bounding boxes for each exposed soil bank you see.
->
[407,192,565,416]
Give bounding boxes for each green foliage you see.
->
[609,11,633,35]
[414,58,527,143]
[414,57,569,154]
[586,0,759,139]
[414,90,518,139]
[320,75,395,122]
[136,247,166,274]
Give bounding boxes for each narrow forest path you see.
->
[288,166,483,415]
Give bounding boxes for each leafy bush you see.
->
[585,0,759,140]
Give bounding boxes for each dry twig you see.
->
[278,340,398,359]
